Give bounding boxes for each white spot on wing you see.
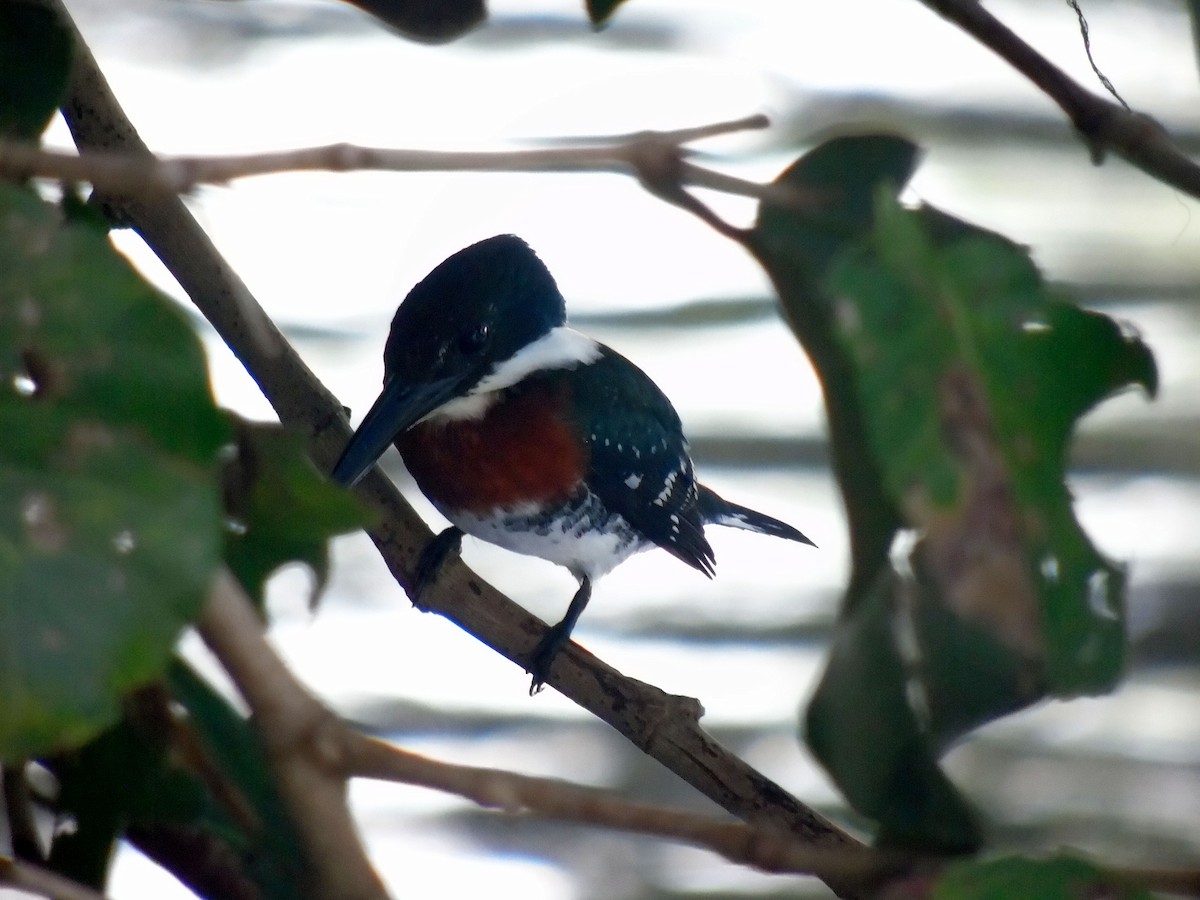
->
[653,468,679,507]
[624,473,643,489]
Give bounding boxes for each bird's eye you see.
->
[457,323,489,355]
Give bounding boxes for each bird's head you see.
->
[331,234,565,486]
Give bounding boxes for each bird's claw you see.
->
[410,526,463,609]
[527,622,571,695]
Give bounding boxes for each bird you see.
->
[331,234,814,693]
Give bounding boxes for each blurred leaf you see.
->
[223,420,373,609]
[1190,0,1200,84]
[47,689,207,887]
[829,191,1154,695]
[166,660,304,898]
[48,669,303,898]
[338,0,484,42]
[931,854,1153,899]
[587,0,631,25]
[0,0,72,139]
[748,133,918,591]
[754,133,920,278]
[805,572,983,853]
[749,135,1155,850]
[804,187,1154,848]
[59,183,112,233]
[0,183,227,761]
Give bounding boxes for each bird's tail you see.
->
[697,485,816,547]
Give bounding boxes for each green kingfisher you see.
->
[332,234,814,692]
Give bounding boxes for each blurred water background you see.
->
[44,0,1200,895]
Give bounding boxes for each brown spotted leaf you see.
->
[802,184,1154,849]
[828,190,1154,695]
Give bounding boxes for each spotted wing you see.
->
[563,347,715,577]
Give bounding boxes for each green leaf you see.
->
[47,688,207,888]
[0,0,73,139]
[753,133,920,281]
[801,183,1154,849]
[223,420,373,609]
[932,854,1153,900]
[805,572,983,853]
[47,668,304,898]
[750,135,1155,849]
[166,660,304,898]
[0,183,227,761]
[748,133,919,590]
[829,191,1153,695]
[587,0,631,25]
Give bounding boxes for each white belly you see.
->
[443,493,648,581]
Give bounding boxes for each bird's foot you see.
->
[527,577,592,695]
[410,526,463,609]
[527,622,571,695]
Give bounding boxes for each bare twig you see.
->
[0,116,777,210]
[198,571,889,890]
[345,736,898,884]
[0,854,111,900]
[198,575,885,889]
[918,0,1200,198]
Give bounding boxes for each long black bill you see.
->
[331,374,465,487]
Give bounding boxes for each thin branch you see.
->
[0,117,778,208]
[200,574,890,888]
[44,2,864,897]
[1064,0,1129,110]
[918,0,1200,198]
[196,570,388,900]
[0,855,111,900]
[345,736,900,884]
[199,571,901,892]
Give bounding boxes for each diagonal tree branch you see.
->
[917,0,1200,199]
[42,1,865,897]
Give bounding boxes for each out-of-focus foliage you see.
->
[337,0,484,42]
[749,135,1155,850]
[0,1,71,139]
[930,854,1153,899]
[223,420,372,610]
[0,182,227,760]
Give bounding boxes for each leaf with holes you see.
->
[803,187,1155,849]
[0,183,227,761]
[831,191,1154,695]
